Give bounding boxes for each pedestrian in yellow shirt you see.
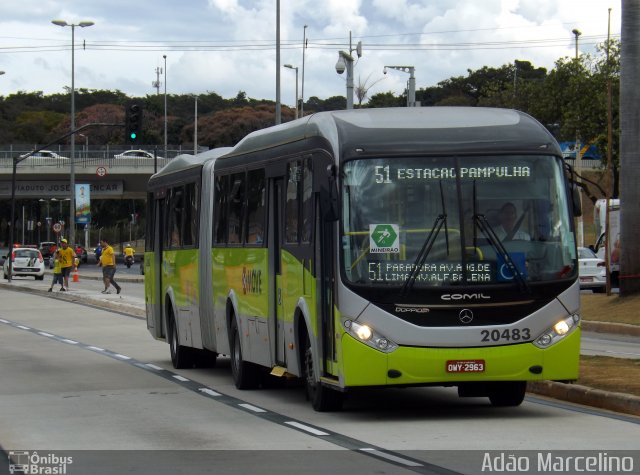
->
[57,239,76,291]
[97,239,121,295]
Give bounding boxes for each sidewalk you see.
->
[1,270,145,318]
[1,275,639,417]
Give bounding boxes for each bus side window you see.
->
[168,187,183,248]
[228,172,246,245]
[183,182,198,246]
[246,169,266,245]
[285,161,301,243]
[301,158,313,243]
[214,175,228,245]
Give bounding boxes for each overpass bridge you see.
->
[0,154,176,200]
[0,151,604,201]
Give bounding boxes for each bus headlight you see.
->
[533,314,580,348]
[343,320,398,353]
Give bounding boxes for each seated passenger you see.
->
[496,202,531,241]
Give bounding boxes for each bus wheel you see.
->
[303,335,343,412]
[488,381,527,407]
[229,319,259,389]
[169,310,193,369]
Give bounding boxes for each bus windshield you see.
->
[341,155,577,288]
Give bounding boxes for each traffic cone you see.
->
[72,266,79,283]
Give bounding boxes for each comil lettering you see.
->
[441,293,491,301]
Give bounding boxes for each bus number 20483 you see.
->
[480,328,531,343]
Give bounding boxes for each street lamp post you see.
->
[383,66,416,107]
[284,64,299,119]
[163,54,168,158]
[79,133,88,159]
[572,28,584,248]
[194,95,198,155]
[301,24,307,116]
[52,19,94,246]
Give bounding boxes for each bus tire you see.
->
[168,309,194,369]
[488,381,527,407]
[303,334,343,412]
[229,319,259,389]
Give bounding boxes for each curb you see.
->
[582,320,640,337]
[0,282,145,318]
[528,381,640,417]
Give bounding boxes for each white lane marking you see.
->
[173,375,189,382]
[0,319,9,323]
[198,388,221,397]
[62,339,79,344]
[114,354,131,360]
[239,403,267,413]
[360,448,423,467]
[284,421,329,436]
[87,346,105,352]
[38,332,55,337]
[145,364,164,371]
[17,325,31,330]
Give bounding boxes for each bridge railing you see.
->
[0,155,175,171]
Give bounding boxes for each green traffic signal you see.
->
[125,102,143,143]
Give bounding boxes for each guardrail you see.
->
[0,156,174,170]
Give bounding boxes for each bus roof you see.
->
[149,147,233,185]
[221,107,561,161]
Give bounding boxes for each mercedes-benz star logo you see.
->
[459,308,474,324]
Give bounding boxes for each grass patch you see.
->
[580,293,640,326]
[578,355,640,398]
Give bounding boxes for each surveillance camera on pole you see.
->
[335,51,354,109]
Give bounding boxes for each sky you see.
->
[0,0,622,107]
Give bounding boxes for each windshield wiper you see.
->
[474,214,530,292]
[401,214,447,297]
[401,181,450,297]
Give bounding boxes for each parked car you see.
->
[19,150,67,160]
[114,150,158,159]
[39,241,57,259]
[3,247,45,280]
[578,246,606,293]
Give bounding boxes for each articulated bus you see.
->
[145,107,581,411]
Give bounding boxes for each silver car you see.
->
[578,247,606,293]
[3,247,46,280]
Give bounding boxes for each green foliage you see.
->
[0,39,621,189]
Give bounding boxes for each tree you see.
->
[354,74,385,107]
[367,92,404,108]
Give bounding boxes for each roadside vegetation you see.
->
[581,292,639,325]
[576,293,640,397]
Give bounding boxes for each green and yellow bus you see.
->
[145,107,581,411]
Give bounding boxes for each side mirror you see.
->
[572,184,582,217]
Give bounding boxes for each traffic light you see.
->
[125,102,143,143]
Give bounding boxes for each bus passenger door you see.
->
[146,193,166,339]
[271,178,286,365]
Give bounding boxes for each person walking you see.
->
[48,250,64,292]
[97,239,121,295]
[57,238,76,291]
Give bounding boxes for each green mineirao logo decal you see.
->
[369,224,400,254]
